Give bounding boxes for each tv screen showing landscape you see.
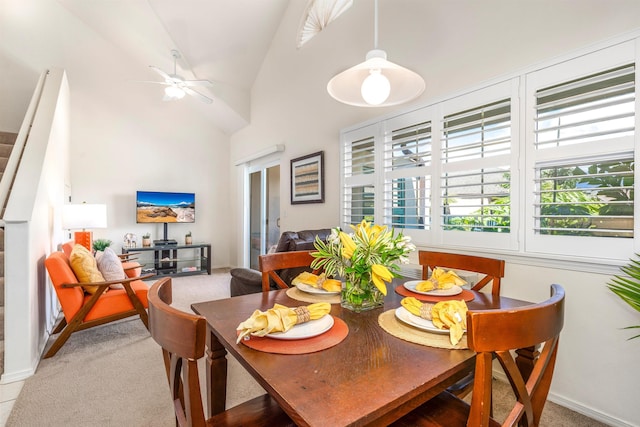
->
[136,191,195,223]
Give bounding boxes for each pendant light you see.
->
[327,0,425,107]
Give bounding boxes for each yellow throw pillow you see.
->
[69,244,105,294]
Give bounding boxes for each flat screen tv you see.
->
[136,191,195,224]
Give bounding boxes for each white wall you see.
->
[229,1,640,425]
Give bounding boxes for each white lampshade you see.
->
[328,49,424,107]
[326,0,425,107]
[62,204,107,230]
[164,85,186,100]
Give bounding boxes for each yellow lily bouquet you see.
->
[311,220,415,312]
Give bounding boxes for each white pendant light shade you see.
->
[326,1,425,107]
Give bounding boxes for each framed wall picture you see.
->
[290,151,324,204]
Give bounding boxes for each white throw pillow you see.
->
[96,247,126,289]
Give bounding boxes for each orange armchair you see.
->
[44,250,153,358]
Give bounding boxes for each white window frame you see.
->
[524,41,638,261]
[436,79,520,251]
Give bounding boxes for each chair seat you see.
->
[82,280,149,322]
[207,394,295,427]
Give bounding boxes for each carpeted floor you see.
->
[6,269,606,426]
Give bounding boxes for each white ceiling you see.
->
[57,0,291,134]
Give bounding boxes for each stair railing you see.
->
[0,70,48,225]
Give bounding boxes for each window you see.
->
[342,127,377,226]
[525,41,636,259]
[383,120,431,230]
[441,99,512,233]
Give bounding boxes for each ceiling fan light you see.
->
[164,85,186,99]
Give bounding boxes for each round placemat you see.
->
[240,316,348,354]
[378,309,468,350]
[286,286,341,304]
[394,285,475,302]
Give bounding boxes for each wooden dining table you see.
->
[191,285,531,427]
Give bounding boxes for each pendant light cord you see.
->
[373,0,379,49]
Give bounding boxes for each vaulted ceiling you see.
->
[58,0,290,134]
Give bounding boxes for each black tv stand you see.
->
[154,239,177,246]
[122,243,211,277]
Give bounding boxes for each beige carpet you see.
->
[6,270,605,426]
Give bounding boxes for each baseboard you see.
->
[1,366,36,384]
[492,370,636,427]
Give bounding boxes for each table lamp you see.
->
[62,203,107,251]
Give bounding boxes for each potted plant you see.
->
[608,253,640,340]
[142,233,151,247]
[185,231,193,245]
[92,238,112,253]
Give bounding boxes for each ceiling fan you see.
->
[143,49,214,104]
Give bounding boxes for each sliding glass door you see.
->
[248,165,280,269]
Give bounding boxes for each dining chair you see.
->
[147,277,295,427]
[391,284,565,427]
[258,250,317,292]
[419,250,506,398]
[419,250,505,297]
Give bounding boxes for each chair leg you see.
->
[51,317,67,334]
[43,317,82,358]
[43,290,106,358]
[122,283,149,329]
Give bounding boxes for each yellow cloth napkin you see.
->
[400,297,468,345]
[292,271,320,287]
[292,272,341,292]
[416,267,467,292]
[236,302,331,343]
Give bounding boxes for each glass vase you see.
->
[341,275,385,312]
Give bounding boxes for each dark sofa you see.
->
[230,229,332,296]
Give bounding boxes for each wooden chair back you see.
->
[391,284,565,427]
[148,278,294,427]
[148,277,207,427]
[258,250,316,292]
[418,250,505,296]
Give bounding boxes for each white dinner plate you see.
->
[394,306,453,335]
[403,280,463,296]
[296,282,341,296]
[267,314,335,340]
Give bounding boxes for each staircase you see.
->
[0,131,18,374]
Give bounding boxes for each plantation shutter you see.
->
[383,121,431,230]
[441,99,512,233]
[533,64,635,238]
[343,129,376,225]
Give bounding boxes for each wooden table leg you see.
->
[515,345,540,381]
[206,326,228,417]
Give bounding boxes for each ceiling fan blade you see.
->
[182,79,214,87]
[149,65,172,82]
[133,80,170,85]
[183,87,213,104]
